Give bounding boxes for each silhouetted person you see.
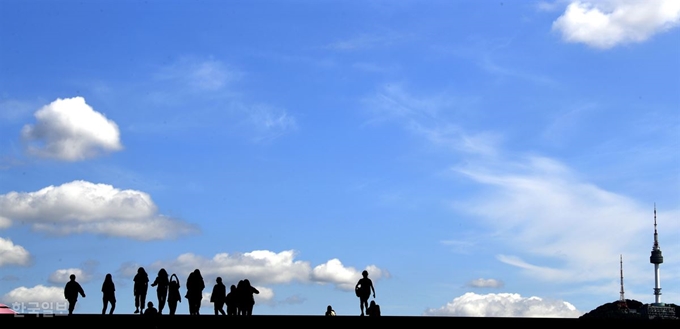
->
[186,269,205,315]
[151,268,169,314]
[355,270,375,316]
[144,301,158,316]
[168,274,182,315]
[134,267,149,314]
[325,305,336,316]
[64,274,85,315]
[101,273,116,314]
[226,284,238,316]
[237,279,259,316]
[210,277,226,315]
[366,300,381,316]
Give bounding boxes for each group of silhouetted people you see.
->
[213,278,260,316]
[63,267,261,316]
[63,268,379,316]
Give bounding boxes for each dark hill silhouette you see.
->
[580,299,679,319]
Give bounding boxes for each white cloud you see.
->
[0,180,199,240]
[0,217,11,229]
[48,268,92,284]
[311,259,389,291]
[552,0,680,49]
[467,278,504,289]
[128,250,387,291]
[424,292,582,317]
[152,250,312,285]
[1,285,66,308]
[21,97,123,161]
[454,155,680,284]
[0,237,31,267]
[254,286,274,304]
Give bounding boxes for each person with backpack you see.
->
[355,270,375,316]
[325,305,336,316]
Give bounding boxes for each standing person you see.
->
[64,274,86,315]
[133,267,149,314]
[225,284,238,316]
[150,268,169,314]
[355,270,375,316]
[101,274,116,314]
[185,271,195,314]
[236,280,245,315]
[210,277,226,315]
[240,279,259,316]
[186,269,205,315]
[168,273,181,315]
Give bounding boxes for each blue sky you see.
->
[0,0,679,317]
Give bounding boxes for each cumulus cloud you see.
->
[552,0,680,49]
[0,217,11,229]
[0,237,31,267]
[21,97,123,161]
[311,259,390,291]
[424,292,582,317]
[153,250,312,285]
[1,285,66,308]
[48,268,92,284]
[127,250,387,291]
[0,180,199,240]
[254,286,275,304]
[466,278,504,289]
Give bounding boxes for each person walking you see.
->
[64,274,86,315]
[101,274,116,314]
[355,270,375,316]
[150,268,169,314]
[210,277,226,315]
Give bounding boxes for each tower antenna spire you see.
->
[650,203,663,305]
[620,254,625,302]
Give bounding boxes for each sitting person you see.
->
[144,301,158,316]
[366,300,380,316]
[325,305,336,316]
